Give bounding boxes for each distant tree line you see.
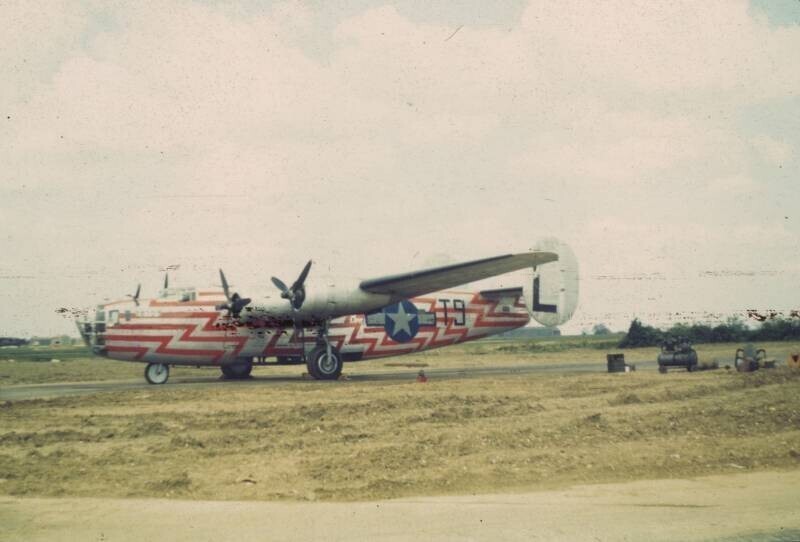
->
[0,337,29,347]
[618,317,800,348]
[500,327,561,339]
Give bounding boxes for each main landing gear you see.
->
[305,320,343,380]
[307,345,343,380]
[145,363,170,385]
[220,360,253,379]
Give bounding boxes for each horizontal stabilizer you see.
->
[479,287,523,299]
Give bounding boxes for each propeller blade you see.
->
[272,260,313,311]
[271,276,289,295]
[164,273,169,289]
[215,270,250,317]
[128,283,141,306]
[219,269,231,301]
[291,260,313,291]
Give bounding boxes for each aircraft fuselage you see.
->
[78,288,529,366]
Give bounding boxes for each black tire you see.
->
[145,363,169,385]
[306,345,343,380]
[276,356,303,365]
[658,365,667,374]
[221,360,253,379]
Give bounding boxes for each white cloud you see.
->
[519,0,800,99]
[752,134,794,165]
[1,0,799,336]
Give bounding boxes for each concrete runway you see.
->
[0,359,659,401]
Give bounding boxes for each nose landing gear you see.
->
[145,363,170,385]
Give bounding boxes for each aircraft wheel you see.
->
[276,356,303,365]
[145,363,170,385]
[658,365,667,374]
[221,360,253,379]
[307,345,343,380]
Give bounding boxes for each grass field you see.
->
[1,339,799,502]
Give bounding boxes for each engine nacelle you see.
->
[522,238,579,327]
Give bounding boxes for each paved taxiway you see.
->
[0,359,659,401]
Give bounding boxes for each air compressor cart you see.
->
[657,337,699,373]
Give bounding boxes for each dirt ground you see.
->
[1,342,800,501]
[1,340,799,539]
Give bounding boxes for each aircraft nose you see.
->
[75,308,93,347]
[75,305,106,353]
[76,319,92,347]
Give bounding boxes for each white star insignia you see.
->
[387,303,417,337]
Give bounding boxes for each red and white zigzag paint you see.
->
[102,290,528,365]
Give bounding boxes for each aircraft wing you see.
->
[359,252,558,300]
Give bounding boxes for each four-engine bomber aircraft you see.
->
[77,240,579,384]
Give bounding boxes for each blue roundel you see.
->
[383,300,419,343]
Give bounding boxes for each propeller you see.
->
[127,284,141,306]
[216,269,251,317]
[163,273,169,289]
[271,260,312,311]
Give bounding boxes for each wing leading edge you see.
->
[359,252,558,300]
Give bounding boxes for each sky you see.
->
[1,0,798,337]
